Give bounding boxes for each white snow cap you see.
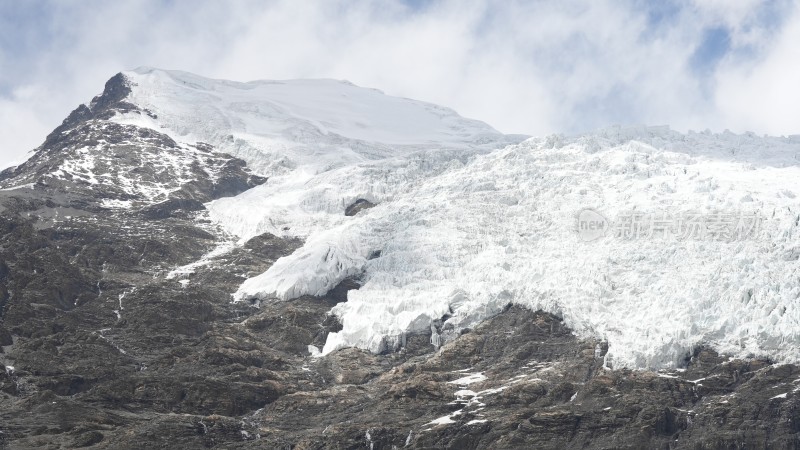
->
[117,67,513,176]
[115,68,800,369]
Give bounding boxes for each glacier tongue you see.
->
[223,127,800,369]
[110,68,800,369]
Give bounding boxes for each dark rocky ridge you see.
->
[0,73,799,449]
[1,73,135,184]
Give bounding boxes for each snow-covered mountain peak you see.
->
[0,71,265,210]
[10,69,800,371]
[114,68,519,176]
[108,69,800,370]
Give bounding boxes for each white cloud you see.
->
[0,0,798,169]
[715,9,800,135]
[0,88,49,168]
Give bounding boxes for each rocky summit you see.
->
[1,72,799,449]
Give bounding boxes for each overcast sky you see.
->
[1,0,799,168]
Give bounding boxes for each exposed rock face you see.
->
[0,73,799,449]
[344,199,376,216]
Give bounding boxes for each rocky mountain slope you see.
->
[0,71,799,449]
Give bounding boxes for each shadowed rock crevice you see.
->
[344,198,376,216]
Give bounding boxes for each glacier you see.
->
[112,68,800,369]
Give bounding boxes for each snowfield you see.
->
[118,68,800,369]
[115,67,516,176]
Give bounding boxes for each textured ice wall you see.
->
[224,128,800,369]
